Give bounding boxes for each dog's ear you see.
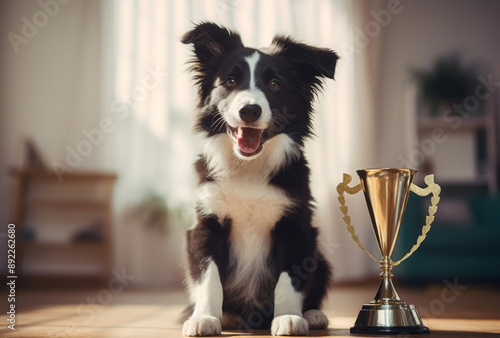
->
[182,22,243,65]
[270,35,339,80]
[182,23,243,99]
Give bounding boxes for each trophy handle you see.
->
[337,173,381,264]
[392,174,441,266]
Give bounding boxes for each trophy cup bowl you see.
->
[337,168,441,335]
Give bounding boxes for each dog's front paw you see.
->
[271,315,309,336]
[182,315,221,336]
[303,309,328,329]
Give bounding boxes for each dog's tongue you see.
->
[237,128,263,154]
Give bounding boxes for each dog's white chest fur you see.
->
[197,177,291,228]
[194,133,299,301]
[196,171,293,301]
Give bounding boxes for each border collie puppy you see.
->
[181,22,338,336]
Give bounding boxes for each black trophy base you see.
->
[350,325,430,335]
[350,301,430,335]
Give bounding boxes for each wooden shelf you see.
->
[26,200,109,210]
[10,168,117,288]
[413,89,499,195]
[435,176,490,186]
[22,241,104,249]
[418,116,490,130]
[18,274,104,288]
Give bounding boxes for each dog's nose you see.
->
[239,104,262,124]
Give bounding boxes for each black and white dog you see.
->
[181,22,338,336]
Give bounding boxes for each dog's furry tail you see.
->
[177,304,194,324]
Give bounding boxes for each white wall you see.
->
[376,0,500,167]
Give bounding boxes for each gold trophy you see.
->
[337,168,441,334]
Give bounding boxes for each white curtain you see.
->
[102,0,380,282]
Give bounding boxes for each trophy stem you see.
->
[373,256,401,304]
[380,256,393,280]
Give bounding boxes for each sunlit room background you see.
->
[0,0,499,335]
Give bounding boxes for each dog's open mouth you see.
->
[227,126,265,157]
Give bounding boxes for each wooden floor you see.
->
[3,282,500,337]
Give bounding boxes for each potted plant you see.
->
[413,53,479,116]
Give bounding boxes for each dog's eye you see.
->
[224,78,237,87]
[269,80,281,90]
